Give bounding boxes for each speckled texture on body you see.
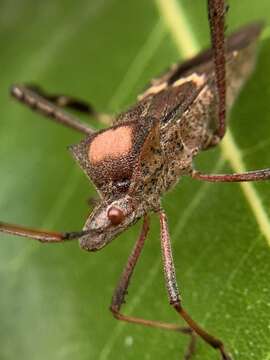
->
[69,24,261,251]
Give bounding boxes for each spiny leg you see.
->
[159,210,232,360]
[11,84,95,135]
[207,0,227,139]
[192,168,270,182]
[110,215,196,360]
[22,84,113,126]
[0,221,88,242]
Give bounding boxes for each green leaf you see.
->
[0,1,270,359]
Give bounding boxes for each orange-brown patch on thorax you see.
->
[89,126,133,164]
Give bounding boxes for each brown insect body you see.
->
[71,24,260,252]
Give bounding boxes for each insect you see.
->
[0,0,269,359]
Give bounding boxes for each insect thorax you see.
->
[70,33,258,214]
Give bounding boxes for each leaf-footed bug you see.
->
[0,1,269,359]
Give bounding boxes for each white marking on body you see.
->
[232,50,238,58]
[89,126,132,163]
[172,72,206,88]
[138,82,167,100]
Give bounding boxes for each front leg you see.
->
[110,215,196,360]
[23,84,114,126]
[159,210,232,360]
[11,84,113,135]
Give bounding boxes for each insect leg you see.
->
[11,84,95,135]
[192,168,270,182]
[0,221,87,242]
[110,215,196,360]
[23,84,113,126]
[207,0,227,139]
[159,210,232,360]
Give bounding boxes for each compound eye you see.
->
[107,206,125,225]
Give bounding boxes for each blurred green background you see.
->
[0,1,270,359]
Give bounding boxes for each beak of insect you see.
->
[79,201,135,252]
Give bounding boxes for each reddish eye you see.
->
[107,207,124,225]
